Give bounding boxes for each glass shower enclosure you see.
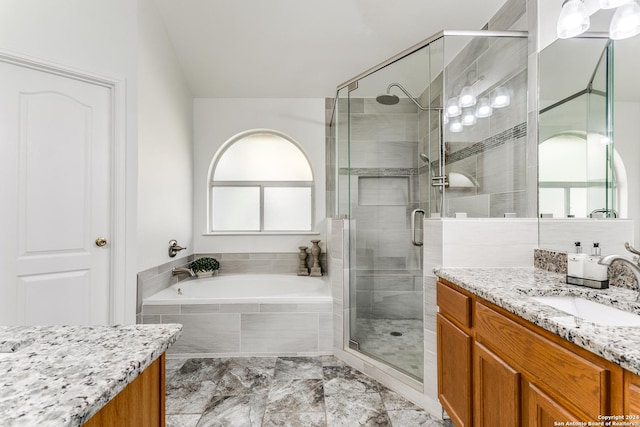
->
[329,31,528,381]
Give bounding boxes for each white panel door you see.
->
[0,60,112,325]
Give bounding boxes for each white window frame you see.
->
[207,129,315,234]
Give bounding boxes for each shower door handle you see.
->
[411,209,425,246]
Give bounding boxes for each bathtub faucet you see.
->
[172,267,196,277]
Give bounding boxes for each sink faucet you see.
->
[599,242,640,297]
[172,267,196,277]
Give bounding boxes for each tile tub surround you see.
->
[137,252,327,321]
[143,301,333,356]
[435,267,640,375]
[0,324,182,426]
[164,355,452,427]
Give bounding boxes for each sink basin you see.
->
[531,296,640,327]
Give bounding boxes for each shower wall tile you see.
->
[349,115,378,141]
[447,194,490,218]
[370,291,423,320]
[358,177,409,206]
[363,98,418,114]
[477,137,527,195]
[446,38,491,86]
[349,98,364,114]
[488,70,527,136]
[488,0,526,31]
[354,275,415,292]
[489,190,527,218]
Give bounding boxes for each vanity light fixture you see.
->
[475,97,493,118]
[461,108,477,126]
[446,97,461,117]
[491,86,511,108]
[557,0,591,39]
[609,0,640,39]
[458,85,477,108]
[449,118,463,133]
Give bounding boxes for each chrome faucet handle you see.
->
[624,242,640,257]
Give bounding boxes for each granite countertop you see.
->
[435,267,640,375]
[0,323,182,427]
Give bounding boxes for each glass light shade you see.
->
[475,97,493,118]
[442,114,449,125]
[557,0,590,39]
[458,86,477,107]
[446,97,461,117]
[491,87,511,108]
[449,118,463,133]
[610,0,640,39]
[461,108,477,126]
[599,0,632,8]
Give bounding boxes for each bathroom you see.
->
[1,0,640,425]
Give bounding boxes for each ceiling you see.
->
[152,0,509,98]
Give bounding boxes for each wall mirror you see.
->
[538,15,640,253]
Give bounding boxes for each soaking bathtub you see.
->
[142,274,333,356]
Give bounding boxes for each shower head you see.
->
[376,94,400,105]
[419,153,430,164]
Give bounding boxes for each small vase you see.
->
[310,239,322,277]
[297,246,309,276]
[196,270,214,278]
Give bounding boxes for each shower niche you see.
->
[328,30,529,386]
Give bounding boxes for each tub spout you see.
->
[172,267,196,277]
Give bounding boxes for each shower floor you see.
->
[354,318,424,380]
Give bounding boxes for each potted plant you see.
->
[190,257,220,278]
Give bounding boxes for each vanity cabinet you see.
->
[437,278,627,427]
[84,354,166,427]
[437,281,472,427]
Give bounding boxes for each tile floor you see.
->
[165,355,452,427]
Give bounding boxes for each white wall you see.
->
[0,0,139,323]
[138,0,194,271]
[193,98,326,253]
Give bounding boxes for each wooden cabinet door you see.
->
[625,370,640,415]
[528,382,582,427]
[474,342,521,426]
[438,313,472,427]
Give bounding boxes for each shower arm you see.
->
[386,83,442,111]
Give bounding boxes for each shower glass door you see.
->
[346,39,443,381]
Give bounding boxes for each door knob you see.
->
[95,237,108,247]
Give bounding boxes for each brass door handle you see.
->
[95,237,108,247]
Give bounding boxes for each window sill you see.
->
[202,231,321,236]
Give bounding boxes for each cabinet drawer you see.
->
[437,281,472,328]
[475,302,609,419]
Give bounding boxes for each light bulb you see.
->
[610,0,640,39]
[557,0,590,39]
[475,97,493,118]
[458,86,477,108]
[491,87,510,108]
[599,0,632,8]
[461,108,477,126]
[446,97,461,117]
[449,118,463,133]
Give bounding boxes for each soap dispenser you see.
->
[583,243,609,289]
[566,242,587,286]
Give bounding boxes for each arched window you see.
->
[539,132,625,218]
[209,130,314,232]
